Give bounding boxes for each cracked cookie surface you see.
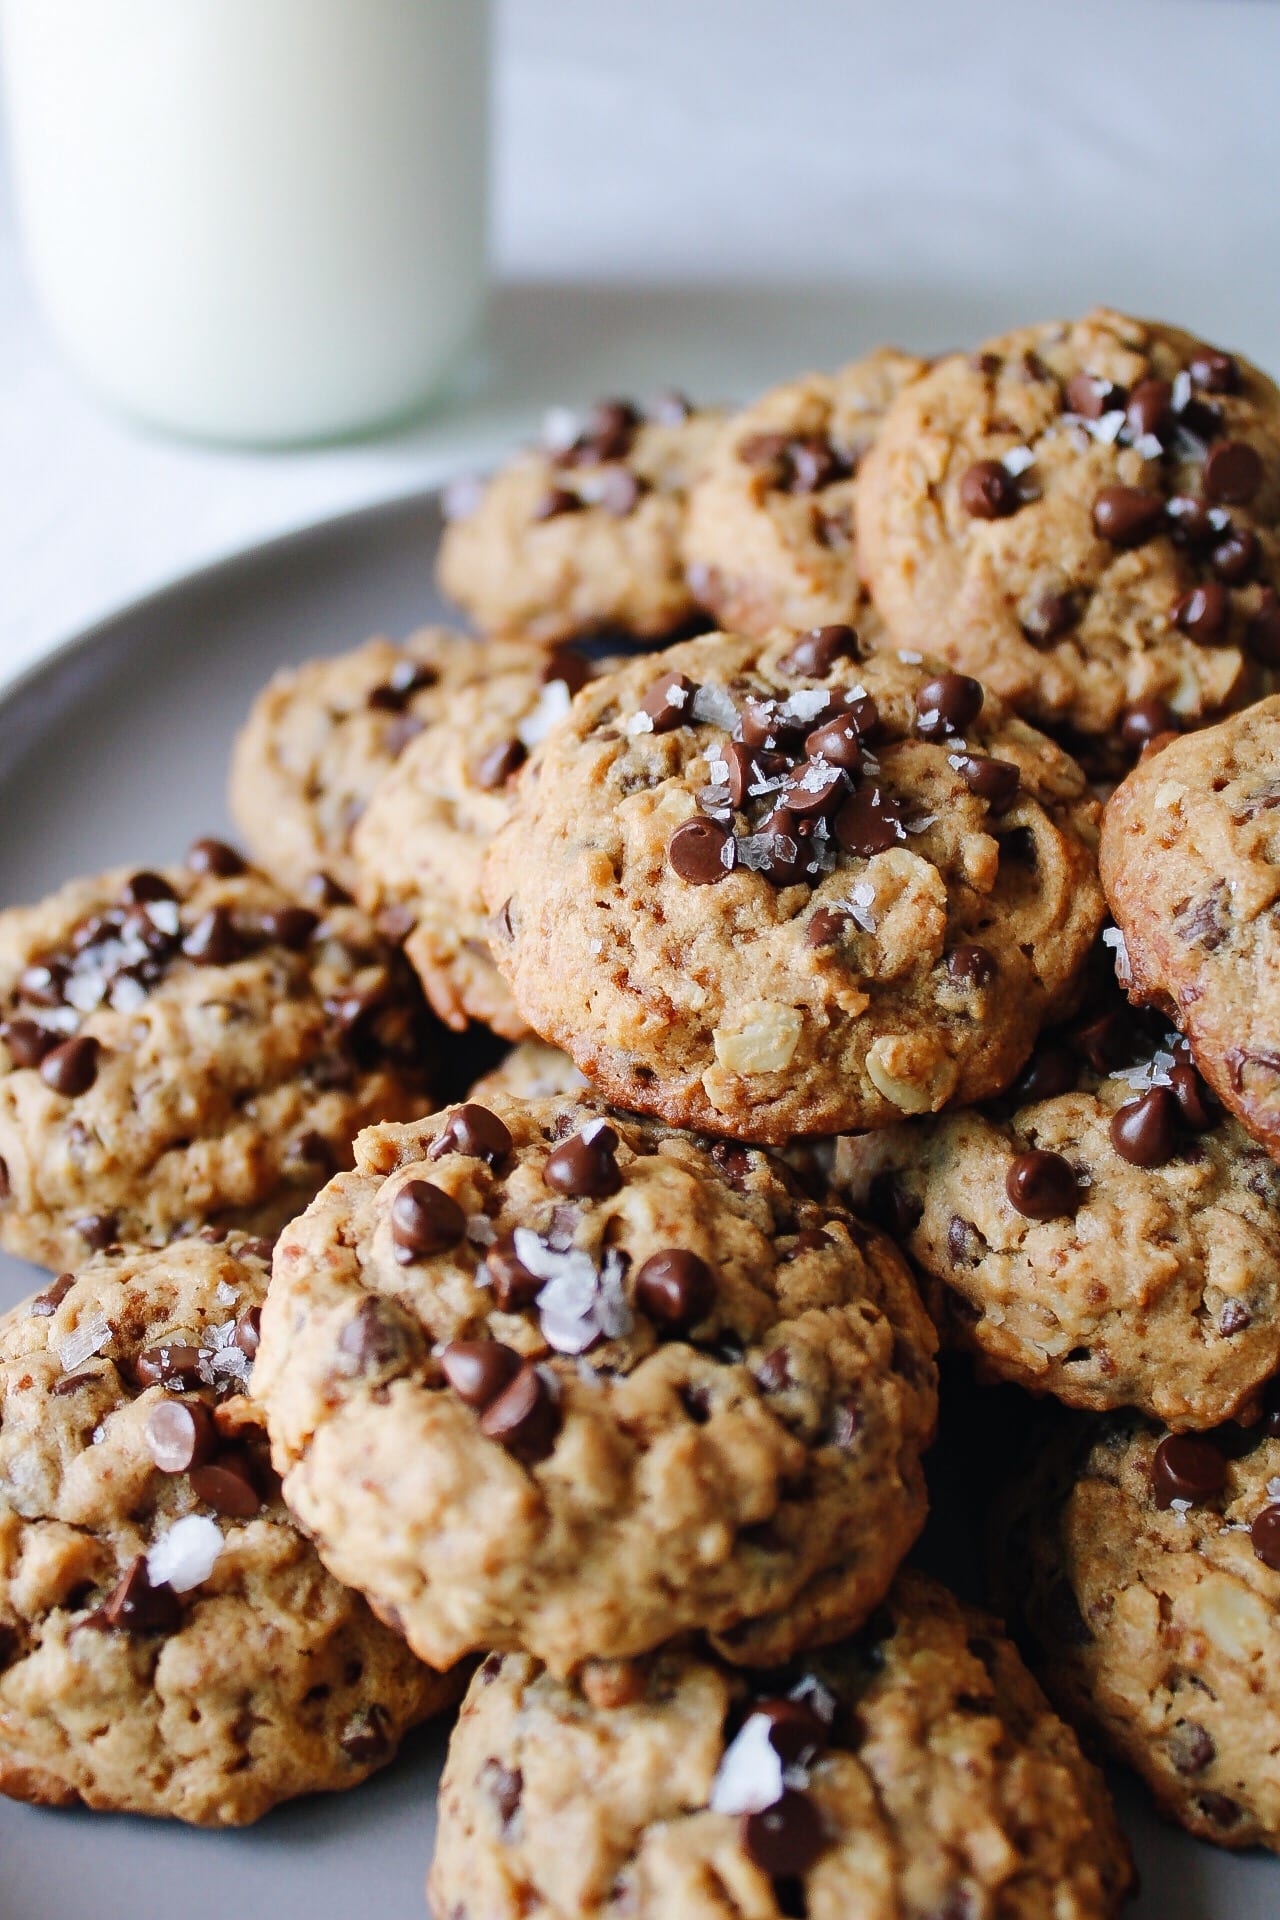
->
[0,1235,453,1825]
[255,1093,937,1677]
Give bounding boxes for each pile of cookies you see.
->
[3,304,1279,1915]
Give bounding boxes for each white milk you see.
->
[0,0,489,443]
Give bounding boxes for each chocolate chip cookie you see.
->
[469,1041,589,1104]
[842,982,1280,1428]
[0,847,434,1268]
[0,1235,455,1825]
[429,1568,1131,1920]
[437,395,723,643]
[1101,694,1280,1158]
[353,643,612,1039]
[228,625,477,900]
[857,309,1280,762]
[683,348,928,634]
[995,1408,1280,1852]
[255,1093,937,1677]
[483,630,1105,1142]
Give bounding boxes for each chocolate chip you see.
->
[753,1698,829,1765]
[1167,1721,1216,1776]
[1246,590,1280,665]
[189,1450,263,1518]
[830,1398,862,1449]
[806,906,850,949]
[337,1296,417,1378]
[532,486,581,521]
[39,1035,101,1097]
[544,1124,622,1198]
[1070,1007,1137,1074]
[960,459,1019,518]
[121,871,177,907]
[756,806,812,886]
[1126,377,1173,438]
[339,1704,391,1765]
[390,1180,466,1262]
[145,1399,217,1474]
[76,1212,117,1252]
[304,873,356,909]
[739,699,801,751]
[542,648,592,696]
[1021,588,1079,650]
[1120,699,1181,754]
[1111,1086,1180,1167]
[952,753,1021,812]
[477,1362,560,1461]
[440,1340,522,1408]
[133,1343,204,1390]
[866,1172,922,1240]
[1093,485,1165,548]
[1251,1503,1280,1571]
[480,1757,524,1826]
[786,435,844,494]
[946,944,995,988]
[1005,1150,1080,1220]
[1190,348,1239,394]
[742,1788,827,1879]
[431,1103,513,1167]
[668,816,734,884]
[782,624,861,676]
[87,1556,181,1635]
[780,758,847,817]
[1197,1791,1242,1828]
[367,660,439,710]
[486,1231,542,1310]
[1011,1045,1078,1102]
[641,671,698,732]
[916,673,984,740]
[755,1348,792,1392]
[803,715,862,770]
[1211,525,1259,584]
[1173,580,1230,644]
[575,398,639,463]
[473,737,527,789]
[181,907,244,967]
[233,1307,263,1356]
[17,961,68,1006]
[2,1018,58,1068]
[187,838,246,877]
[738,430,792,469]
[1151,1433,1227,1508]
[634,1250,715,1330]
[1065,371,1122,419]
[834,786,906,856]
[31,1273,75,1317]
[258,906,319,949]
[1203,440,1263,505]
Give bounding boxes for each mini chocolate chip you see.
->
[258,906,319,949]
[87,1556,181,1635]
[1173,580,1230,644]
[133,1343,204,1390]
[1011,1045,1078,1103]
[834,786,906,856]
[39,1035,101,1097]
[2,1018,58,1068]
[782,624,861,676]
[473,737,527,789]
[739,699,802,750]
[187,838,246,877]
[1190,348,1239,394]
[1168,1721,1216,1776]
[1246,590,1280,665]
[1126,377,1173,438]
[440,1340,522,1409]
[431,1103,513,1167]
[1111,1086,1180,1167]
[532,486,581,521]
[1203,440,1263,505]
[641,671,698,732]
[946,944,995,988]
[669,816,734,884]
[1211,526,1259,584]
[145,1399,217,1474]
[486,1231,542,1310]
[1093,485,1166,548]
[803,715,862,770]
[1021,588,1079,646]
[915,673,984,740]
[1120,699,1181,754]
[53,1370,100,1396]
[30,1273,75,1316]
[189,1450,262,1518]
[634,1250,714,1330]
[544,1125,622,1199]
[806,906,850,949]
[780,758,847,817]
[742,1788,827,1879]
[952,752,1021,812]
[390,1180,466,1262]
[233,1307,263,1356]
[1151,1433,1227,1509]
[960,459,1019,518]
[181,907,244,967]
[121,871,177,906]
[1065,371,1122,419]
[1220,1301,1251,1335]
[477,1362,560,1461]
[753,1698,829,1765]
[1251,1503,1280,1571]
[1005,1149,1080,1220]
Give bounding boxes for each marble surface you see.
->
[2,0,1279,678]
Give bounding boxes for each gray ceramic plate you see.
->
[0,492,1273,1917]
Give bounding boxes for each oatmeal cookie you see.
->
[469,1041,589,1105]
[483,629,1105,1142]
[255,1092,937,1677]
[0,1235,454,1825]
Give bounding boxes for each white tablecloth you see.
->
[2,0,1278,683]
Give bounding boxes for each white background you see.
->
[2,0,1279,682]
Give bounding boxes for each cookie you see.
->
[469,1041,589,1105]
[683,349,928,635]
[0,847,433,1269]
[0,1235,455,1825]
[842,984,1280,1428]
[255,1092,937,1677]
[228,625,478,900]
[857,309,1280,760]
[429,1568,1131,1920]
[995,1407,1280,1852]
[437,395,723,643]
[353,643,613,1039]
[483,629,1105,1142]
[1101,695,1280,1160]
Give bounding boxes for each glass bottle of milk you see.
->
[0,0,489,444]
